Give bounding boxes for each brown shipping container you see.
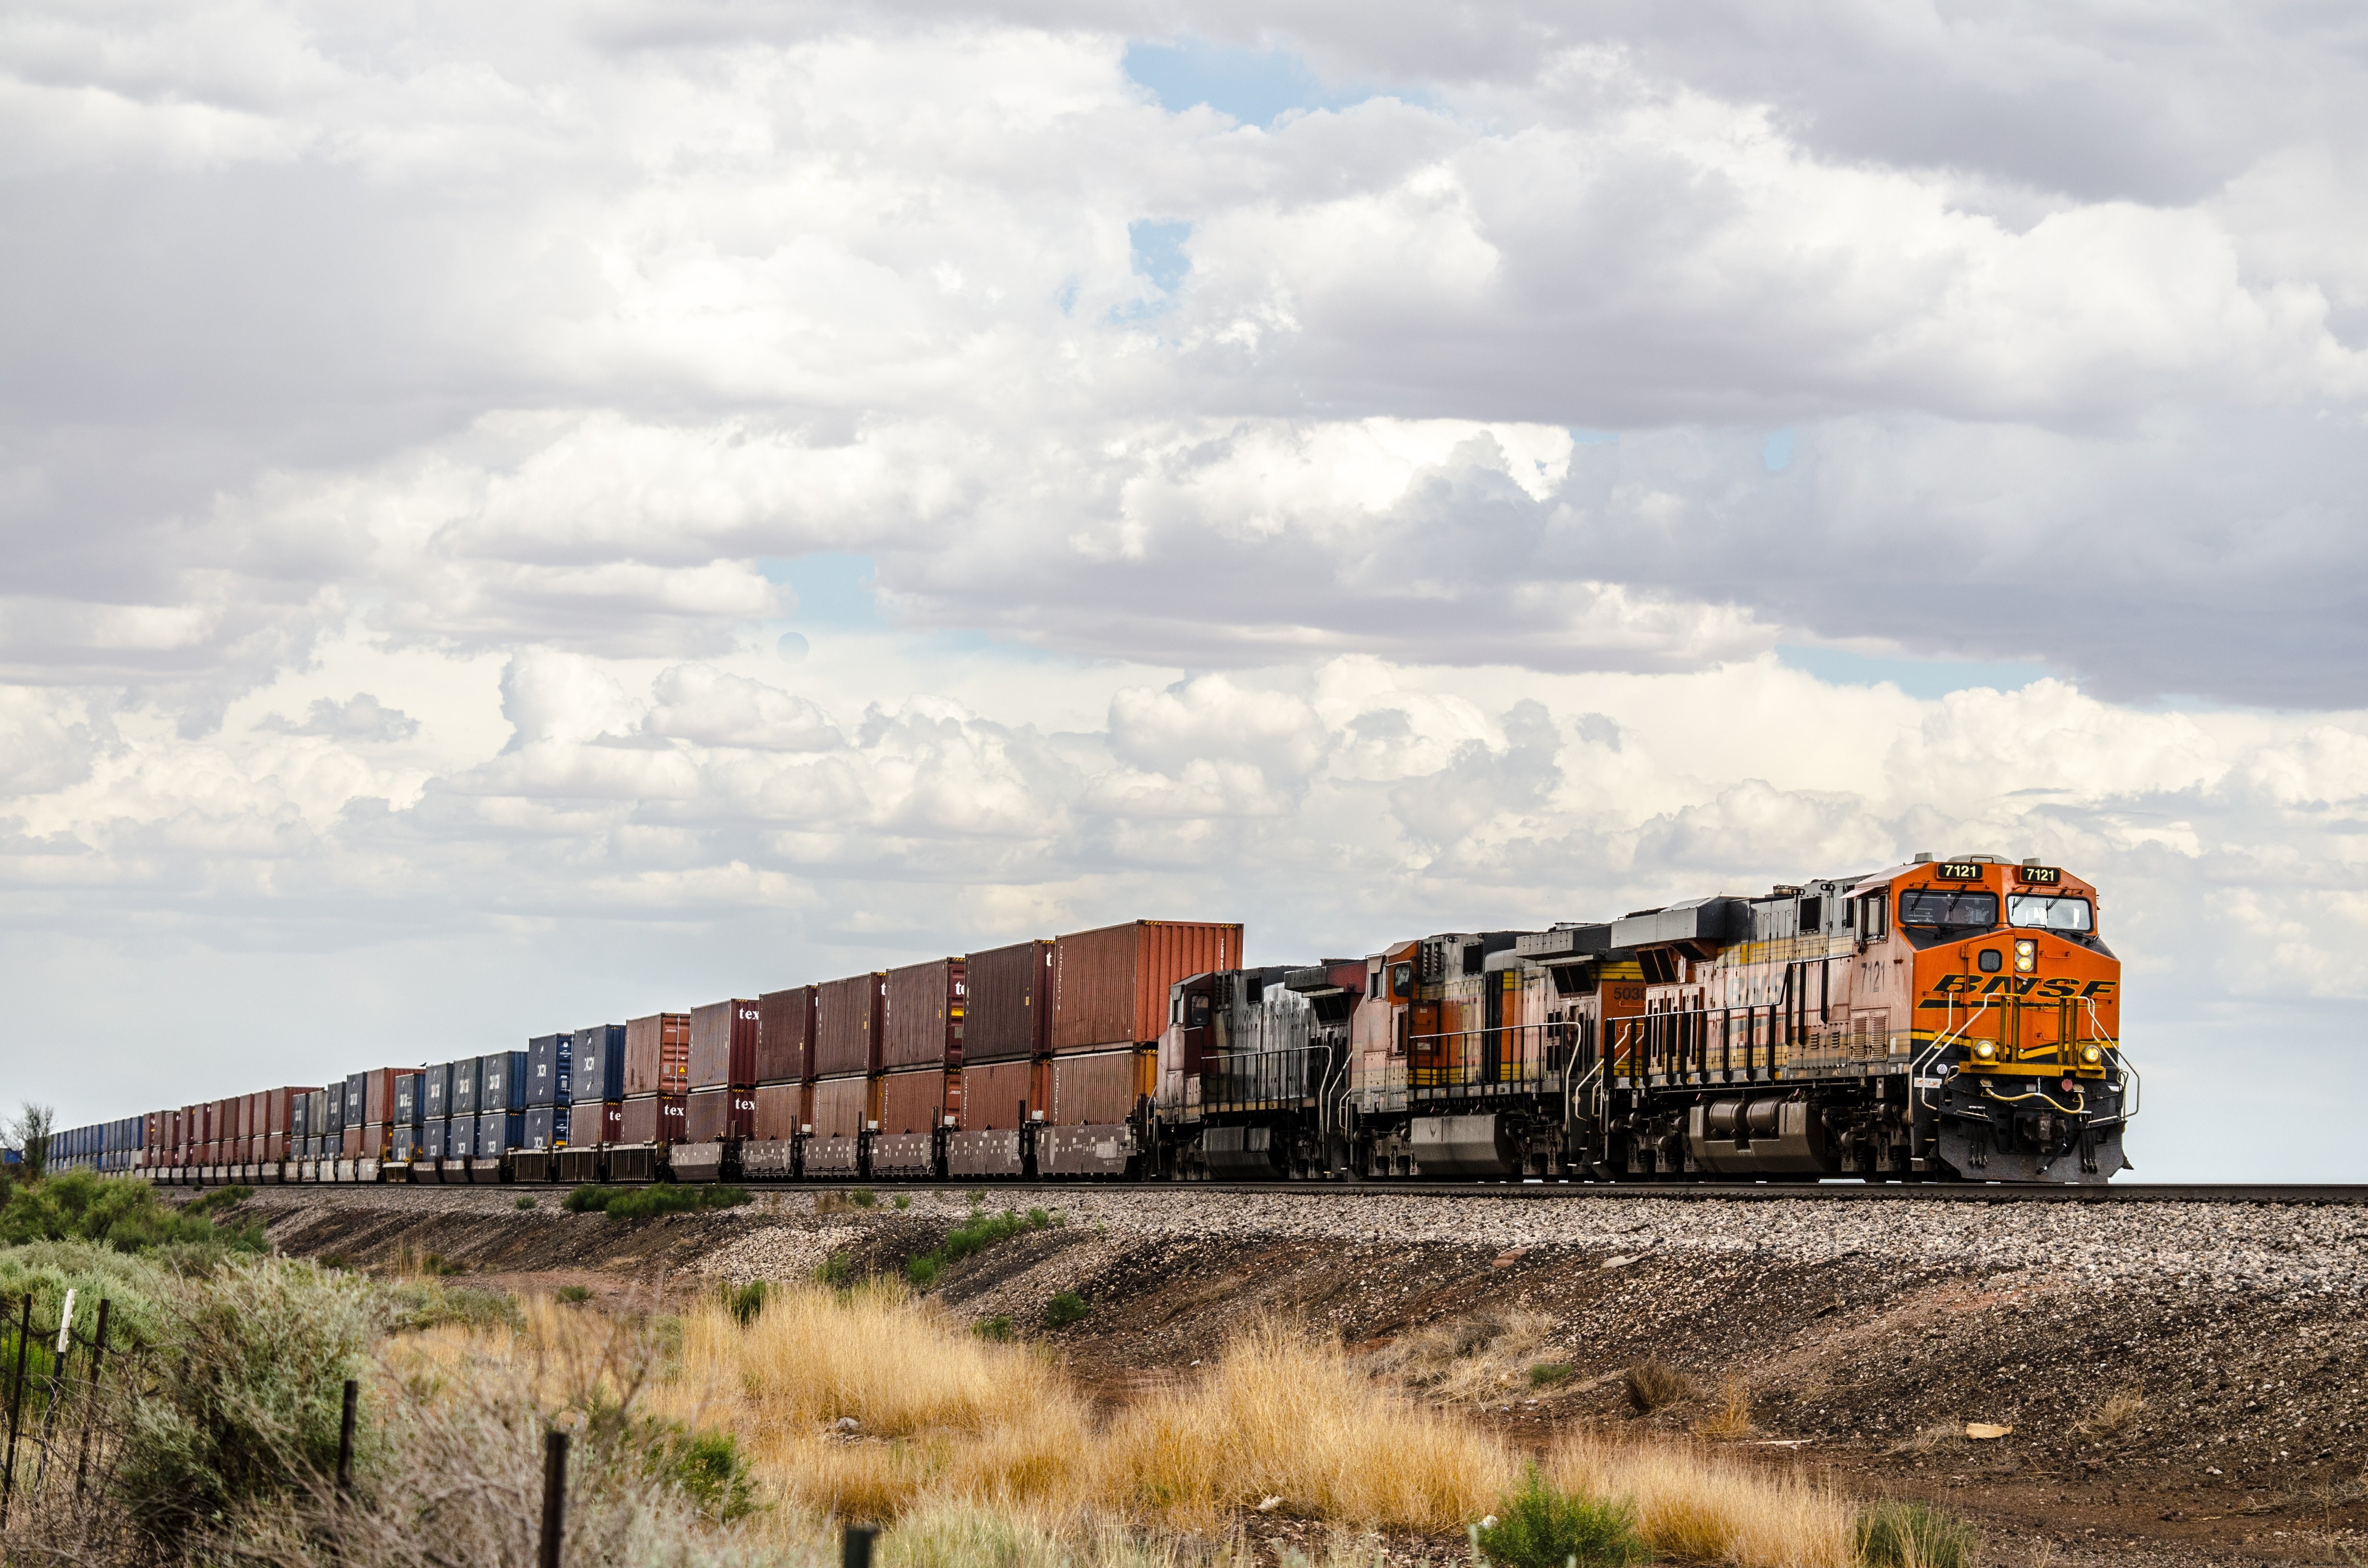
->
[814,973,885,1078]
[1051,920,1243,1053]
[957,1057,1045,1131]
[590,1102,624,1146]
[359,1122,392,1159]
[752,1081,806,1141]
[362,1069,407,1127]
[963,939,1052,1063]
[624,1013,692,1095]
[689,999,761,1089]
[755,986,815,1083]
[883,959,965,1070]
[685,1086,756,1142]
[1049,1048,1150,1126]
[808,1075,873,1139]
[618,1093,687,1146]
[878,1067,954,1135]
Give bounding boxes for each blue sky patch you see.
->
[1777,644,2052,699]
[1123,37,1386,126]
[1763,430,1795,472]
[757,552,886,629]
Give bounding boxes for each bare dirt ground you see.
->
[198,1182,2368,1568]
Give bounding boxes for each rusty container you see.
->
[361,1068,410,1127]
[752,1081,806,1140]
[624,1013,691,1096]
[685,1086,756,1142]
[756,986,815,1083]
[814,973,885,1078]
[1052,921,1242,1053]
[689,1000,761,1089]
[878,1067,956,1135]
[617,1093,686,1146]
[884,958,965,1070]
[808,1075,873,1139]
[1049,1047,1151,1125]
[957,1057,1046,1130]
[963,939,1052,1063]
[592,1102,623,1146]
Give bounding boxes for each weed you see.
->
[0,1171,266,1258]
[1693,1377,1753,1440]
[564,1184,752,1219]
[851,1188,879,1209]
[1528,1362,1574,1388]
[907,1256,943,1289]
[1622,1359,1693,1414]
[1475,1466,1647,1568]
[515,1196,536,1210]
[1371,1310,1557,1405]
[816,1250,857,1288]
[903,1207,1056,1291]
[2072,1385,2146,1443]
[185,1184,254,1217]
[555,1285,593,1305]
[895,1193,913,1210]
[392,1279,524,1333]
[649,1424,759,1521]
[720,1280,771,1326]
[1856,1500,1979,1568]
[974,1315,1014,1342]
[1043,1292,1089,1329]
[419,1252,464,1277]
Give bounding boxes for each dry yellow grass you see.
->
[1363,1309,1558,1405]
[395,1281,1863,1568]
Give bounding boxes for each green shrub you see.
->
[849,1188,878,1209]
[0,1172,266,1257]
[113,1258,385,1551]
[555,1284,592,1305]
[901,1206,1055,1292]
[646,1424,758,1521]
[719,1280,770,1326]
[815,1251,856,1288]
[390,1279,523,1333]
[906,1255,943,1289]
[515,1195,536,1210]
[564,1184,751,1219]
[1475,1467,1647,1568]
[894,1193,913,1210]
[1856,1501,1978,1568]
[1043,1291,1089,1329]
[974,1315,1014,1342]
[185,1185,253,1217]
[1528,1362,1575,1387]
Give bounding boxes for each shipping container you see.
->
[358,1121,393,1160]
[815,973,885,1078]
[449,1057,480,1118]
[571,1025,627,1103]
[523,1104,571,1151]
[617,1093,686,1146]
[446,1115,477,1161]
[685,1086,755,1142]
[878,1067,955,1135]
[808,1074,873,1140]
[963,939,1054,1063]
[322,1082,345,1135]
[420,1062,451,1121]
[360,1068,408,1126]
[476,1110,524,1154]
[394,1072,422,1127]
[1052,921,1242,1053]
[623,1013,691,1096]
[392,1124,418,1163]
[340,1124,361,1158]
[1049,1047,1150,1125]
[290,1094,311,1144]
[689,999,761,1089]
[479,1051,528,1113]
[755,986,814,1083]
[590,1102,623,1146]
[344,1072,368,1127]
[752,1081,805,1141]
[527,1033,572,1107]
[421,1119,447,1161]
[884,959,965,1070]
[957,1057,1045,1131]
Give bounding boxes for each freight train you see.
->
[45,852,2135,1188]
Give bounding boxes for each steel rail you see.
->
[721,1179,2368,1205]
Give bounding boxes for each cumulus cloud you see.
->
[256,693,419,742]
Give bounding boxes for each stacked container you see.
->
[955,939,1053,1176]
[809,973,884,1176]
[525,1033,572,1151]
[747,985,814,1176]
[1041,920,1241,1176]
[620,1012,690,1147]
[478,1050,527,1163]
[686,1000,759,1144]
[876,959,964,1178]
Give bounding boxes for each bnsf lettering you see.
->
[1929,974,2116,1000]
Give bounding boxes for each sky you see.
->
[3,1,2365,1180]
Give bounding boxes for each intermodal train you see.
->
[50,852,2134,1189]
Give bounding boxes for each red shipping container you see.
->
[685,1086,756,1142]
[618,1093,687,1145]
[963,939,1052,1063]
[357,1122,392,1159]
[1049,1048,1148,1125]
[264,1134,288,1162]
[624,1013,691,1095]
[756,986,814,1083]
[958,1057,1045,1130]
[814,973,885,1078]
[808,1075,872,1139]
[689,999,761,1089]
[1053,921,1241,1053]
[884,959,964,1070]
[878,1068,954,1135]
[752,1081,806,1140]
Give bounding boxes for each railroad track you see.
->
[713,1180,2368,1205]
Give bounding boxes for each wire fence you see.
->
[0,1289,151,1538]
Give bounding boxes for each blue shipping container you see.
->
[476,1110,524,1153]
[523,1104,571,1151]
[421,1063,452,1120]
[570,1024,628,1104]
[478,1052,527,1113]
[527,1033,573,1108]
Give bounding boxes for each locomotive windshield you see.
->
[1899,887,1998,928]
[2008,894,2093,932]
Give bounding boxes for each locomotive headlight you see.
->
[2080,1044,2103,1066]
[1971,1040,1998,1063]
[2014,940,2037,973]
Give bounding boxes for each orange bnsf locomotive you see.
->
[96,855,2130,1189]
[1155,853,2129,1185]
